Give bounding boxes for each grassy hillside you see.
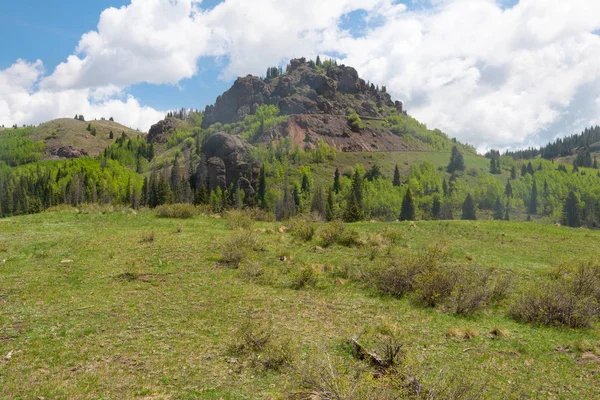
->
[1,209,600,398]
[31,118,143,157]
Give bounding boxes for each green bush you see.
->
[319,221,361,248]
[156,203,198,219]
[288,218,316,242]
[220,231,263,267]
[225,209,254,230]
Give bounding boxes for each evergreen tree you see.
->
[505,181,513,198]
[393,165,401,187]
[432,195,441,220]
[447,146,465,173]
[399,188,416,221]
[194,185,208,205]
[343,168,364,222]
[504,201,510,221]
[316,55,322,67]
[510,166,517,179]
[564,190,582,227]
[257,164,266,209]
[521,165,527,176]
[490,157,498,174]
[333,168,341,194]
[461,194,476,220]
[528,180,537,214]
[326,189,335,221]
[442,178,449,197]
[527,162,535,175]
[109,131,114,139]
[311,185,326,217]
[494,196,504,220]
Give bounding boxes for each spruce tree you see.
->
[432,195,441,220]
[564,190,581,227]
[344,168,364,222]
[521,165,527,176]
[447,146,465,173]
[461,194,476,220]
[528,180,537,215]
[494,196,504,220]
[510,166,517,179]
[527,162,535,175]
[490,158,498,174]
[442,178,448,197]
[504,201,510,221]
[399,188,416,221]
[333,168,341,194]
[505,181,513,198]
[326,189,335,221]
[257,164,266,209]
[393,165,401,187]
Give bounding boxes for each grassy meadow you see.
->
[1,207,600,399]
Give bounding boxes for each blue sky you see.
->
[1,0,598,151]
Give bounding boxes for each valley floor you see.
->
[1,208,600,399]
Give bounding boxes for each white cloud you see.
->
[0,60,164,130]
[2,0,600,149]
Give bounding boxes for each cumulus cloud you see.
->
[2,0,600,149]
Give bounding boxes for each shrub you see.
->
[510,282,598,328]
[288,218,316,242]
[247,208,276,222]
[320,221,361,248]
[220,231,262,267]
[233,317,272,353]
[288,266,318,290]
[156,203,197,219]
[225,209,254,230]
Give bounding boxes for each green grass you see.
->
[1,210,600,398]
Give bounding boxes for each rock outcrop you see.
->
[147,118,186,144]
[202,58,399,128]
[50,146,88,159]
[198,132,260,195]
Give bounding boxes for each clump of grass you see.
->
[220,231,263,267]
[247,208,276,222]
[140,231,155,243]
[288,265,318,290]
[446,328,479,340]
[288,217,316,242]
[231,317,295,372]
[489,327,510,339]
[174,224,184,233]
[156,203,197,219]
[225,209,254,230]
[320,221,361,248]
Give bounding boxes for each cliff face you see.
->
[202,58,403,128]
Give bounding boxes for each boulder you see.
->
[147,118,184,144]
[51,146,88,159]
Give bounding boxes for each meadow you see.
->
[1,207,600,399]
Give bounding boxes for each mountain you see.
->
[197,57,462,153]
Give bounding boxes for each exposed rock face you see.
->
[50,146,88,159]
[202,58,398,128]
[200,132,260,191]
[147,118,185,144]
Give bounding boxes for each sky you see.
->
[1,0,599,152]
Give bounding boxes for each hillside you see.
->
[2,209,600,398]
[32,118,143,158]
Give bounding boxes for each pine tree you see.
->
[527,162,535,175]
[493,196,504,220]
[505,181,513,198]
[333,168,341,194]
[399,188,416,221]
[344,168,364,222]
[490,158,498,174]
[257,164,266,209]
[447,146,465,173]
[461,194,476,220]
[326,189,335,221]
[528,180,537,215]
[504,201,510,221]
[521,165,527,177]
[432,195,441,220]
[511,166,517,179]
[442,178,449,197]
[564,190,581,227]
[393,165,401,187]
[109,131,114,139]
